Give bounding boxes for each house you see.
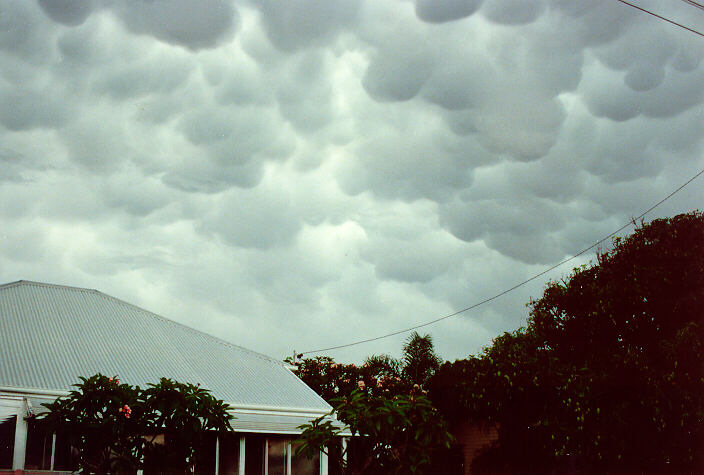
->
[0,280,341,474]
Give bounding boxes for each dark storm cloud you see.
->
[0,85,72,130]
[110,0,238,50]
[37,0,94,26]
[35,0,239,50]
[414,0,484,24]
[0,0,702,363]
[481,0,545,25]
[253,0,361,51]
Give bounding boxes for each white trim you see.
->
[228,403,330,415]
[1,387,331,416]
[263,438,269,475]
[0,386,69,398]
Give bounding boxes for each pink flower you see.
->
[377,379,383,388]
[357,380,366,390]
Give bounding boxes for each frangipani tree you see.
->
[38,374,233,474]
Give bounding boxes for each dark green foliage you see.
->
[140,378,234,473]
[38,374,233,474]
[39,374,144,473]
[296,390,453,475]
[291,332,448,473]
[430,212,704,473]
[402,332,442,389]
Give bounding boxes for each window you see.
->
[0,416,15,469]
[24,419,52,470]
[194,431,218,475]
[218,433,240,475]
[291,441,319,475]
[244,434,264,475]
[267,437,287,475]
[52,432,78,472]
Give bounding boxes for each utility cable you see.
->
[301,166,704,355]
[616,0,704,37]
[681,0,704,13]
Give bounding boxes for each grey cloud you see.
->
[362,53,435,102]
[110,0,238,50]
[504,158,586,202]
[624,62,665,92]
[362,233,464,284]
[0,0,55,61]
[200,186,302,249]
[481,0,545,25]
[0,147,29,182]
[486,231,565,264]
[470,95,566,161]
[58,114,132,172]
[254,0,361,52]
[93,56,193,100]
[439,195,567,264]
[177,105,297,184]
[336,125,477,202]
[414,0,483,24]
[582,64,704,121]
[161,158,265,192]
[0,85,72,131]
[276,52,334,132]
[212,59,274,107]
[420,56,495,110]
[0,221,50,263]
[100,169,176,217]
[549,0,636,47]
[37,0,94,26]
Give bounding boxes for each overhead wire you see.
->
[615,0,704,37]
[681,0,704,13]
[301,166,704,355]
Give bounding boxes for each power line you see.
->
[616,0,704,37]
[681,0,704,13]
[301,166,704,355]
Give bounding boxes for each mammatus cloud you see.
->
[0,0,701,362]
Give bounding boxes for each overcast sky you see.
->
[1,0,702,364]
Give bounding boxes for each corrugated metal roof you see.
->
[0,281,331,414]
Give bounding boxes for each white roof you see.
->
[0,280,331,415]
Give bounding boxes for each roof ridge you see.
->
[0,280,283,366]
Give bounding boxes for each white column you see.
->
[50,433,56,471]
[238,436,246,475]
[341,437,348,466]
[12,409,27,470]
[320,449,328,475]
[286,442,292,475]
[263,438,269,475]
[215,436,220,475]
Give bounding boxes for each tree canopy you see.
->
[291,332,450,474]
[38,374,233,474]
[430,211,704,473]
